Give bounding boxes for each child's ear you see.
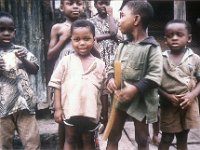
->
[60,5,64,12]
[134,15,141,26]
[164,36,167,45]
[187,34,192,43]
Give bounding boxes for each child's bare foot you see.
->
[152,135,160,146]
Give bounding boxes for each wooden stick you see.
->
[102,61,121,140]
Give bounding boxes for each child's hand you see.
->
[54,109,65,123]
[15,49,27,61]
[167,94,180,107]
[0,58,5,71]
[100,113,108,130]
[105,6,113,16]
[107,78,117,93]
[177,93,194,110]
[115,82,138,103]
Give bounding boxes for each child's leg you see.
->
[107,109,127,150]
[158,132,174,150]
[152,110,160,146]
[0,115,15,149]
[134,118,149,150]
[64,125,77,150]
[16,110,40,150]
[58,123,66,150]
[82,131,95,150]
[176,129,189,150]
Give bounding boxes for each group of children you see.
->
[0,0,200,150]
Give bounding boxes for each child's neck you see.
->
[65,17,74,23]
[78,53,95,72]
[0,43,13,51]
[131,28,147,44]
[169,48,186,65]
[170,47,186,55]
[98,13,107,19]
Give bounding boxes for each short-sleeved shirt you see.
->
[108,36,163,123]
[88,15,118,71]
[48,53,106,123]
[160,48,200,132]
[160,48,200,95]
[0,44,39,118]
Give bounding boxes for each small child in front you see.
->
[0,11,40,149]
[48,19,106,150]
[158,19,200,150]
[106,1,163,150]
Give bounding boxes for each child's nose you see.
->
[72,3,79,8]
[172,34,179,40]
[3,30,11,35]
[79,40,85,45]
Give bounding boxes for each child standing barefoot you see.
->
[0,11,40,150]
[48,19,106,150]
[106,1,163,150]
[159,19,200,150]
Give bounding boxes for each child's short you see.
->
[63,116,100,133]
[160,99,200,133]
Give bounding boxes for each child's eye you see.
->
[176,33,184,37]
[120,12,124,18]
[0,27,15,33]
[65,1,72,5]
[77,1,83,6]
[72,38,80,42]
[83,38,91,41]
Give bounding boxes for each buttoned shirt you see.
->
[48,53,106,123]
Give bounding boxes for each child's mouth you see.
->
[2,39,11,43]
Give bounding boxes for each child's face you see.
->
[60,0,84,20]
[94,0,110,15]
[71,27,95,56]
[119,5,138,34]
[165,23,192,51]
[0,16,15,46]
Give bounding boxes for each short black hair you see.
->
[61,0,83,4]
[71,19,100,58]
[165,19,192,34]
[94,0,111,4]
[124,1,154,29]
[0,11,14,23]
[71,19,95,37]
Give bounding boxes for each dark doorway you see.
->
[186,1,200,47]
[149,1,174,49]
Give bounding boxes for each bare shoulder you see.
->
[51,22,71,35]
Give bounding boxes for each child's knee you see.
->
[108,131,122,144]
[135,135,149,147]
[65,135,76,145]
[161,133,174,144]
[82,132,94,144]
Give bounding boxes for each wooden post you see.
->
[174,0,186,20]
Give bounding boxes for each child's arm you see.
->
[15,49,39,74]
[96,6,118,42]
[106,6,118,38]
[47,23,71,60]
[100,94,108,128]
[158,88,180,107]
[178,81,200,109]
[54,88,65,123]
[0,57,5,74]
